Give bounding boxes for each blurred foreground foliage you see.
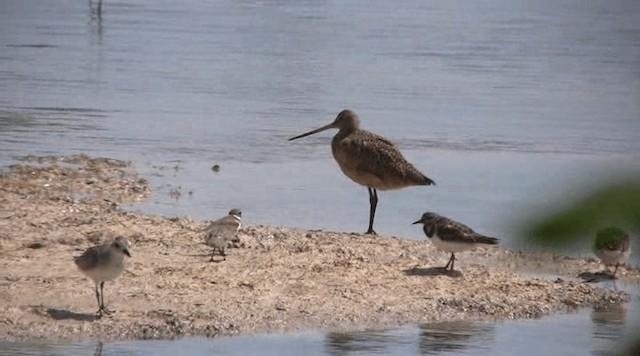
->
[525,179,640,247]
[594,226,627,251]
[523,179,640,356]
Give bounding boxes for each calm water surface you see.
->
[1,0,639,354]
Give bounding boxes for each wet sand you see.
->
[0,155,636,341]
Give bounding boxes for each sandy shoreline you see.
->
[0,155,637,341]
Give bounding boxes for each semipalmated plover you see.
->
[204,208,242,261]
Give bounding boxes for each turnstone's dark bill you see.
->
[204,208,242,261]
[413,212,499,271]
[74,236,132,317]
[594,226,631,278]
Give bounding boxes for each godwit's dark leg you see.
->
[366,187,378,235]
[612,263,620,278]
[94,283,102,316]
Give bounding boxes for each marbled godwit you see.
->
[74,237,132,317]
[289,109,435,235]
[594,227,631,278]
[204,208,242,261]
[413,212,499,271]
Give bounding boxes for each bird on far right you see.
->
[594,226,631,278]
[413,212,499,271]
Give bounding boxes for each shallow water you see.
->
[1,0,640,354]
[3,283,639,355]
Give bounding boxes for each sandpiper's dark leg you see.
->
[366,187,378,235]
[94,283,102,316]
[444,253,455,270]
[99,281,114,315]
[612,264,620,278]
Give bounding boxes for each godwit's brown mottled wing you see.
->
[332,129,435,191]
[434,216,499,245]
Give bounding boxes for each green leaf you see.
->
[524,180,640,247]
[593,226,627,251]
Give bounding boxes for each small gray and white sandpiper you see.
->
[204,208,242,261]
[413,212,499,271]
[289,109,435,235]
[594,226,631,278]
[74,236,131,317]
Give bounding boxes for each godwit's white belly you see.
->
[430,235,475,253]
[595,248,631,266]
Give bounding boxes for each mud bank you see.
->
[0,155,635,341]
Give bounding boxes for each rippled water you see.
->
[1,0,639,161]
[1,0,639,354]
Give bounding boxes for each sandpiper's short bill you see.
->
[204,208,242,261]
[74,236,132,317]
[413,212,499,271]
[594,226,631,278]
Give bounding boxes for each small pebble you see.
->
[25,242,46,249]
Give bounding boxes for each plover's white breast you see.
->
[430,234,475,253]
[595,248,631,266]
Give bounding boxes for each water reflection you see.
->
[592,302,627,327]
[88,0,103,21]
[0,342,61,355]
[325,330,394,355]
[591,303,629,356]
[418,320,494,355]
[94,341,103,356]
